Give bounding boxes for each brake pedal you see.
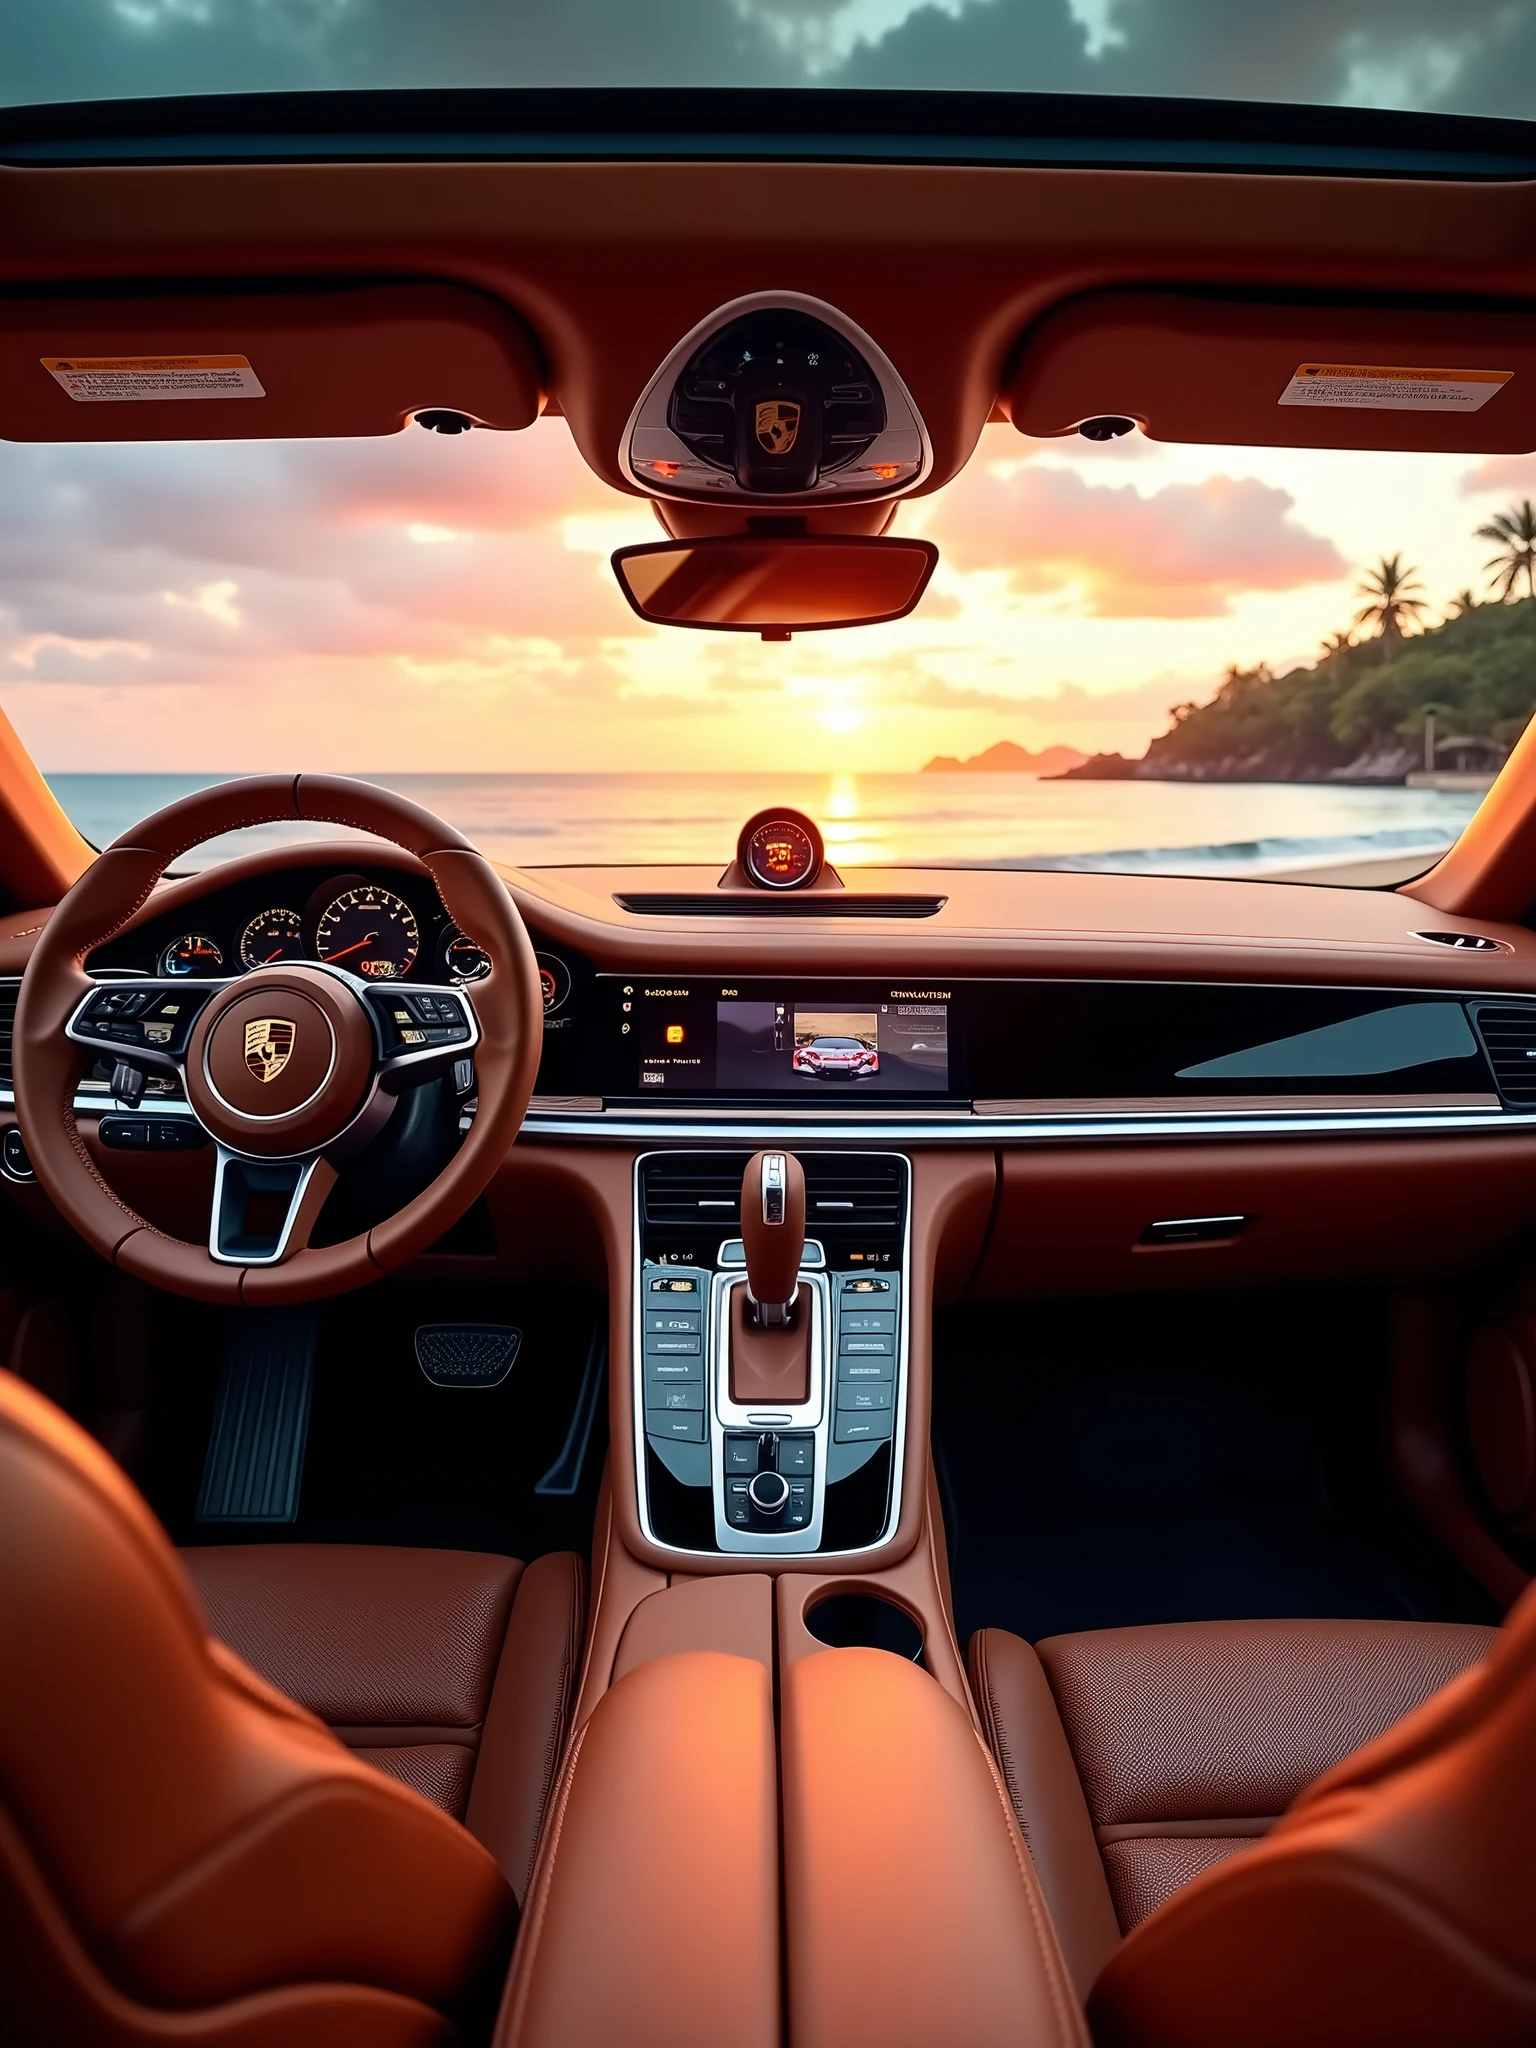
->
[196,1308,316,1523]
[415,1324,521,1389]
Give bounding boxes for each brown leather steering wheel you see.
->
[12,775,544,1305]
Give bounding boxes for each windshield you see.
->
[6,416,1530,881]
[4,4,1533,121]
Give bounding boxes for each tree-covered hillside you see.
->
[1062,511,1536,783]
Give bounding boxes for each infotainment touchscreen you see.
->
[611,979,952,1097]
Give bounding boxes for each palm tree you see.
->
[1443,588,1480,620]
[1352,553,1430,641]
[1476,500,1536,601]
[1318,629,1354,659]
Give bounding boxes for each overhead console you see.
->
[619,291,933,507]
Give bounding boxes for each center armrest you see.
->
[496,1651,779,2048]
[781,1646,1091,2048]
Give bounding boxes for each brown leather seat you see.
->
[181,1543,585,1902]
[0,1367,584,2047]
[970,1605,1536,2046]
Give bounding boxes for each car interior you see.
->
[3,67,1536,2048]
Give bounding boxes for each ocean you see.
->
[44,771,1485,880]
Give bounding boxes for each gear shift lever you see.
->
[740,1149,805,1327]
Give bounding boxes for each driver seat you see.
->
[0,1367,584,2047]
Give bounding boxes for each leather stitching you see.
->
[499,1718,589,2048]
[518,1556,584,1903]
[975,1731,1087,2046]
[973,1635,1031,1848]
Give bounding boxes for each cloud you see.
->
[1460,455,1536,497]
[894,671,1209,725]
[6,0,1530,112]
[928,463,1347,615]
[0,421,650,698]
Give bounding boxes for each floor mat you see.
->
[931,1292,1501,1649]
[150,1280,607,1563]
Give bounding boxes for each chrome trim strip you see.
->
[539,1106,1536,1146]
[209,1146,325,1266]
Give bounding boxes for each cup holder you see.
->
[804,1592,923,1664]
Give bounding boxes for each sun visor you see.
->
[1005,293,1536,453]
[0,282,542,441]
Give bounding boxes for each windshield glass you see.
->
[4,3,1533,121]
[7,416,1529,881]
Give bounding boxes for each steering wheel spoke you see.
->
[362,980,480,1089]
[67,976,224,1099]
[210,1147,338,1266]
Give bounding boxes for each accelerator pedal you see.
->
[196,1308,316,1523]
[415,1323,522,1389]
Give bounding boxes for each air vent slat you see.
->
[1472,1004,1536,1105]
[0,979,17,1089]
[641,1153,904,1229]
[615,893,945,919]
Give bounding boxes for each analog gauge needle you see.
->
[324,931,379,964]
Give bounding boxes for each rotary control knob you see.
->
[747,1470,790,1517]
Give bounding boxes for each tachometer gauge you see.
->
[160,933,224,978]
[239,908,305,970]
[315,885,420,980]
[443,927,492,983]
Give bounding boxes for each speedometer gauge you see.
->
[315,885,420,980]
[239,908,305,970]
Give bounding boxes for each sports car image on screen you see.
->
[792,1034,880,1078]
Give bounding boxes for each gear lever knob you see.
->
[740,1150,805,1325]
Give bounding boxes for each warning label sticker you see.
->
[1278,364,1511,413]
[41,355,266,403]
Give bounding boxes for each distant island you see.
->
[922,740,1087,775]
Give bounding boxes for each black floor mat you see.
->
[149,1280,607,1563]
[932,1293,1501,1650]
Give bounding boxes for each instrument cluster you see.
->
[94,867,495,989]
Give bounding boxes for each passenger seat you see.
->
[969,1610,1534,2045]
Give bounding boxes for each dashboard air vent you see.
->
[1472,1004,1536,1106]
[615,893,946,919]
[642,1156,746,1229]
[0,978,16,1089]
[802,1156,904,1228]
[1414,930,1507,953]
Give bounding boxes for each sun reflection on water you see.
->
[819,773,896,866]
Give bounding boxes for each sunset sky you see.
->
[0,419,1532,775]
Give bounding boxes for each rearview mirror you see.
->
[610,534,939,639]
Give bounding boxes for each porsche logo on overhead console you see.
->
[755,400,800,454]
[244,1017,296,1083]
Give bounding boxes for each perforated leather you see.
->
[1037,1617,1495,1829]
[183,1544,523,1727]
[366,1743,478,1817]
[1098,1836,1252,1932]
[182,1543,585,1894]
[973,1617,1497,1943]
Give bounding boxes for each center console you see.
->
[633,1148,911,1556]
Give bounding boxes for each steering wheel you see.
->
[12,775,544,1305]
